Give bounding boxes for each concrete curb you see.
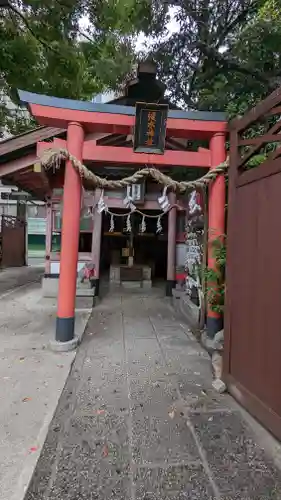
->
[10,307,92,500]
[49,336,80,352]
[171,292,202,339]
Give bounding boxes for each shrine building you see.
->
[0,61,227,347]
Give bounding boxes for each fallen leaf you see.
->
[22,397,31,403]
[102,444,109,457]
[96,409,105,415]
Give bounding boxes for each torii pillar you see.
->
[16,88,227,347]
[54,122,84,349]
[206,132,226,338]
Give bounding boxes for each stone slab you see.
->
[42,277,95,298]
[20,287,281,500]
[190,411,281,499]
[134,464,215,499]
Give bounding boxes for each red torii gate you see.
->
[18,90,227,349]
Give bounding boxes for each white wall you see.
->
[176,244,186,268]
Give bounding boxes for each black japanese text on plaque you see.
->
[133,102,168,154]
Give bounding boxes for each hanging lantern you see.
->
[126,183,144,204]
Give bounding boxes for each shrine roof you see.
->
[18,90,227,123]
[0,126,65,161]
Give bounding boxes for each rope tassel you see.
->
[126,214,132,233]
[156,216,162,234]
[97,190,108,214]
[109,214,115,232]
[140,215,146,233]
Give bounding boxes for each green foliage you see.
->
[0,0,165,136]
[204,236,226,314]
[148,0,281,116]
[245,154,267,168]
[2,0,281,137]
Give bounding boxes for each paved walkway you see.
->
[0,267,92,500]
[0,266,42,296]
[25,288,281,499]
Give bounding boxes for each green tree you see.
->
[225,0,281,117]
[149,0,281,116]
[0,0,166,136]
[2,0,280,136]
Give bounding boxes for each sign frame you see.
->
[133,102,169,155]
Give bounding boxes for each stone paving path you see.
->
[25,288,281,499]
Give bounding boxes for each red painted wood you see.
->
[57,122,84,320]
[167,117,227,136]
[83,143,210,167]
[54,137,67,148]
[38,139,210,167]
[176,272,187,281]
[0,153,36,177]
[31,104,133,133]
[176,232,186,243]
[45,203,52,274]
[167,192,177,281]
[30,103,227,139]
[208,132,226,320]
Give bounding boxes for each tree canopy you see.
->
[150,0,281,117]
[0,0,166,136]
[0,0,281,136]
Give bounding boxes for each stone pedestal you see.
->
[109,265,152,288]
[42,276,96,298]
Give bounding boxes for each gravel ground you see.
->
[23,286,281,500]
